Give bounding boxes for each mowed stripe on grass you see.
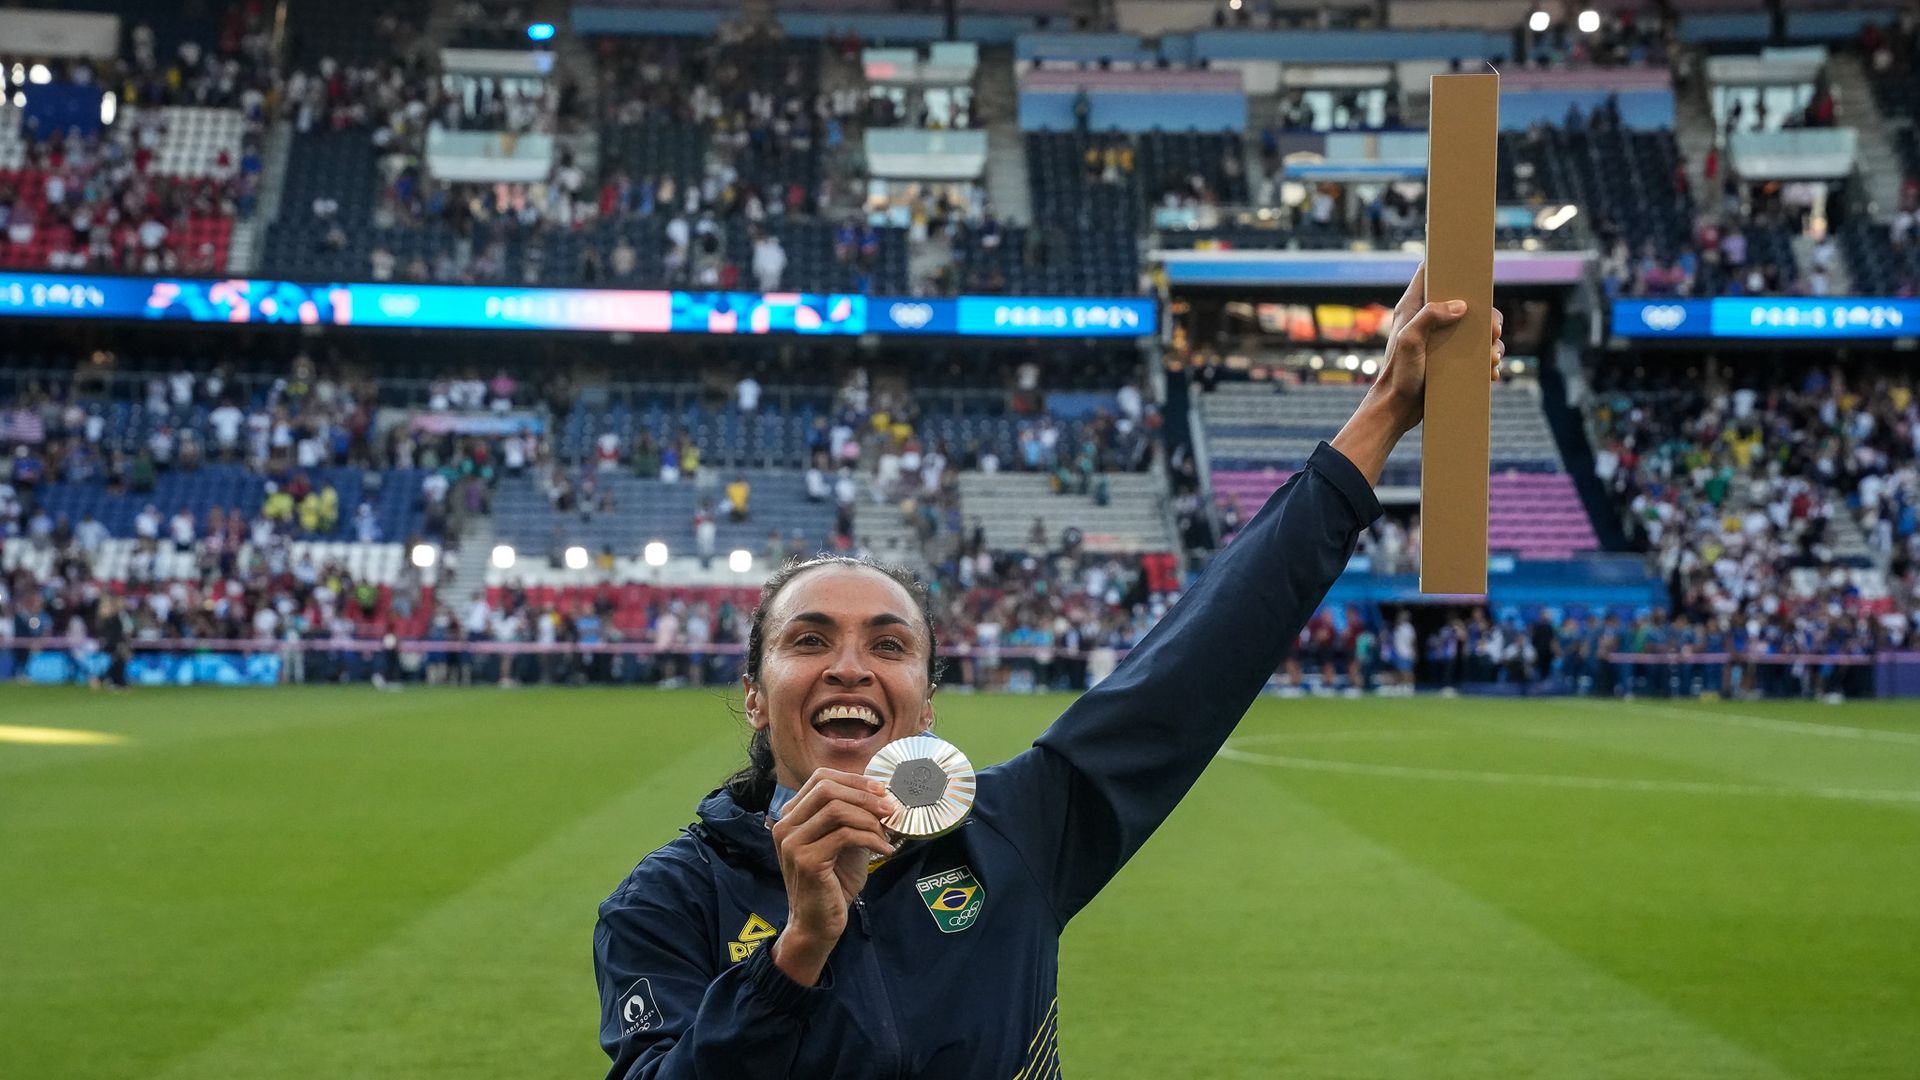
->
[1211,698,1920,1078]
[2,689,1917,1078]
[0,687,745,1080]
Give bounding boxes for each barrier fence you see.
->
[2,638,1917,696]
[0,636,1127,691]
[1426,651,1900,700]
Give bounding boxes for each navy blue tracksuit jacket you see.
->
[594,442,1383,1078]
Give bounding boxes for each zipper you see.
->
[852,896,905,1077]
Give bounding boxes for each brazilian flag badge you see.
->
[916,865,985,934]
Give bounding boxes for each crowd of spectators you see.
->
[2,358,371,481]
[1525,9,1669,71]
[0,119,255,274]
[798,365,1157,557]
[310,536,1172,691]
[1585,361,1919,657]
[447,0,543,51]
[1,9,275,273]
[8,5,278,114]
[1602,172,1848,300]
[2,475,435,687]
[1306,604,1896,701]
[10,348,1920,696]
[4,360,1179,691]
[596,31,854,202]
[0,352,546,549]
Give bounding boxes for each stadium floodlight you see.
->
[1360,358,1379,377]
[1340,354,1361,371]
[728,549,753,574]
[1228,0,1242,9]
[28,64,50,85]
[527,22,556,41]
[644,541,670,567]
[411,543,437,569]
[1308,354,1325,370]
[565,545,589,570]
[1578,9,1601,32]
[1528,10,1550,32]
[492,544,516,570]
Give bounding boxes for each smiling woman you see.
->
[720,556,945,812]
[591,266,1506,1080]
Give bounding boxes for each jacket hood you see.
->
[691,787,780,875]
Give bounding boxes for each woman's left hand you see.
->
[1366,262,1507,436]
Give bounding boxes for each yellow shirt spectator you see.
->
[1727,433,1756,470]
[318,485,340,531]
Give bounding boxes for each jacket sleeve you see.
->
[979,441,1382,923]
[594,853,835,1079]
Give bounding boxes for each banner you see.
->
[20,82,109,140]
[863,129,988,180]
[439,48,557,77]
[0,272,1154,339]
[426,127,555,183]
[408,412,546,436]
[1728,128,1857,181]
[1613,298,1920,341]
[21,650,282,686]
[0,11,119,58]
[1156,250,1591,286]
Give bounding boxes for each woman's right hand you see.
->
[769,768,900,987]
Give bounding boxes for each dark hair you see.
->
[722,554,944,810]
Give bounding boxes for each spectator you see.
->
[354,502,382,543]
[694,504,717,568]
[168,507,196,551]
[726,475,751,521]
[751,232,787,291]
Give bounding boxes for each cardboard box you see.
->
[1420,73,1498,595]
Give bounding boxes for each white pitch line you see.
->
[1215,744,1920,804]
[1565,698,1920,747]
[1228,729,1449,746]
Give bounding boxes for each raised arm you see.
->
[977,266,1503,923]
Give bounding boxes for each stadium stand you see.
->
[1022,132,1142,294]
[1573,353,1916,684]
[0,0,274,273]
[1842,17,1920,297]
[954,470,1173,554]
[1203,380,1599,561]
[7,5,1920,698]
[0,101,254,273]
[490,467,836,564]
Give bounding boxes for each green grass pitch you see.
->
[3,686,1917,1078]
